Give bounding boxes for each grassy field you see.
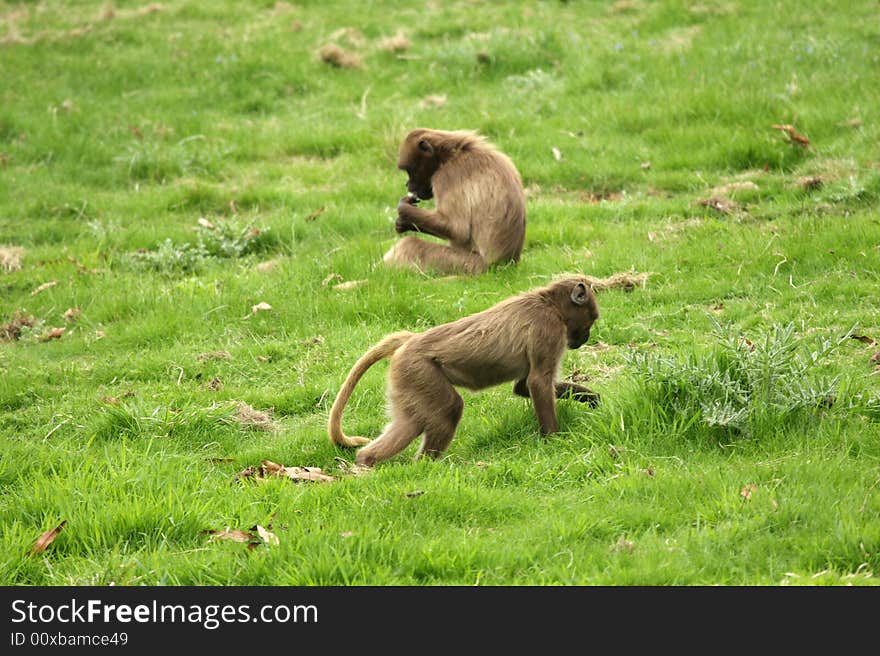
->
[1,0,879,585]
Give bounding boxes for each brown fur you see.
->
[328,276,600,466]
[383,128,526,275]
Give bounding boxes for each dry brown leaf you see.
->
[419,94,447,108]
[642,467,655,477]
[137,3,164,15]
[31,280,58,296]
[251,301,272,314]
[318,43,363,69]
[551,147,562,161]
[304,206,325,222]
[321,272,342,287]
[94,330,106,339]
[613,536,635,553]
[232,465,258,482]
[0,245,24,272]
[333,279,367,291]
[771,124,810,147]
[871,351,880,365]
[740,483,758,500]
[797,176,824,191]
[207,376,223,391]
[566,369,591,383]
[339,531,355,538]
[197,217,216,230]
[255,259,279,273]
[31,520,66,555]
[850,334,877,346]
[235,403,276,431]
[582,271,651,292]
[197,350,232,361]
[698,196,740,215]
[405,490,425,498]
[1,312,37,341]
[40,327,65,342]
[302,335,325,347]
[207,457,235,464]
[204,528,256,544]
[335,456,371,476]
[259,460,336,483]
[379,31,411,53]
[101,395,120,405]
[255,525,279,546]
[63,307,81,322]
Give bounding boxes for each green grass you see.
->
[1,0,878,585]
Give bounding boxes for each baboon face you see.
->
[397,131,441,200]
[563,281,599,350]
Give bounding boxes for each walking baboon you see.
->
[328,276,600,466]
[383,128,526,275]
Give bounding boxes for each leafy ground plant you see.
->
[629,320,850,436]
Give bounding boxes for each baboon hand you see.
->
[396,196,419,233]
[395,216,416,233]
[570,388,601,406]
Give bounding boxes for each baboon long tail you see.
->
[328,331,415,448]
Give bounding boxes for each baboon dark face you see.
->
[397,132,441,200]
[564,282,599,350]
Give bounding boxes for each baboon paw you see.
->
[395,217,416,233]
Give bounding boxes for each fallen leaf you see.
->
[251,301,272,314]
[379,31,411,53]
[797,176,824,191]
[741,338,755,351]
[476,51,491,64]
[197,217,216,230]
[31,520,67,555]
[871,351,880,365]
[333,279,367,291]
[0,245,24,272]
[318,43,363,69]
[31,280,58,296]
[63,307,81,322]
[1,312,37,341]
[551,147,562,161]
[94,330,106,339]
[197,350,232,361]
[235,402,276,431]
[419,94,447,108]
[207,376,223,391]
[304,206,325,222]
[642,467,655,477]
[204,528,256,544]
[710,302,724,313]
[129,125,143,139]
[698,196,740,215]
[566,369,591,383]
[712,181,759,195]
[255,525,279,546]
[101,396,120,405]
[339,531,355,538]
[302,335,325,347]
[232,465,258,482]
[609,445,625,459]
[640,161,651,170]
[40,327,65,341]
[229,199,238,214]
[771,123,810,147]
[255,259,279,273]
[474,461,490,468]
[244,227,261,240]
[207,457,235,464]
[582,271,650,292]
[335,456,371,476]
[613,536,635,553]
[405,490,425,498]
[740,483,758,500]
[321,273,342,287]
[850,334,877,346]
[260,460,336,483]
[256,355,271,362]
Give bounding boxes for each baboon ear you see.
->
[571,282,589,306]
[417,139,433,155]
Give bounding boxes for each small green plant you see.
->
[195,218,269,258]
[130,238,205,274]
[628,319,850,436]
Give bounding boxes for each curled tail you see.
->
[328,331,415,447]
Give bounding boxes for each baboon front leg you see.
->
[355,416,422,467]
[513,379,600,406]
[396,198,467,243]
[384,237,487,275]
[526,373,558,435]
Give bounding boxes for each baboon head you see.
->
[397,129,442,200]
[559,278,600,349]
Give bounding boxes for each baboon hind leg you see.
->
[355,416,422,467]
[415,381,464,460]
[384,236,487,275]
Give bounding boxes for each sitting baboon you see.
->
[328,276,600,466]
[383,128,526,275]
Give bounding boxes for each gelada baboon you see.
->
[383,128,526,275]
[328,275,600,466]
